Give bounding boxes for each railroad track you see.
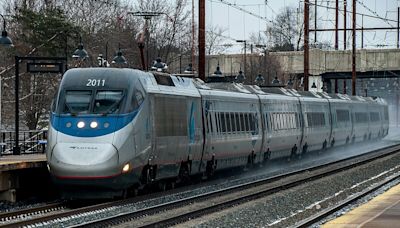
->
[4,143,400,227]
[295,172,400,227]
[0,202,66,224]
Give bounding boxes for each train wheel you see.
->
[290,144,298,160]
[263,149,271,162]
[247,151,255,167]
[178,161,191,184]
[322,140,327,151]
[122,189,128,199]
[115,189,128,199]
[205,157,216,178]
[141,165,156,184]
[132,187,139,197]
[302,143,308,155]
[158,181,167,191]
[169,182,175,189]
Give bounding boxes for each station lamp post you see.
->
[235,68,246,83]
[71,35,89,60]
[213,62,222,75]
[236,40,247,78]
[0,14,13,139]
[255,44,268,86]
[311,82,317,88]
[287,77,294,89]
[255,73,265,86]
[0,14,13,47]
[112,43,127,65]
[272,76,280,85]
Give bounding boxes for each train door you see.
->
[186,97,204,175]
[152,94,189,180]
[199,97,213,169]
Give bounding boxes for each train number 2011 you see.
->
[86,79,105,87]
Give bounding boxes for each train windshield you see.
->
[61,90,124,115]
[63,91,92,114]
[93,91,123,114]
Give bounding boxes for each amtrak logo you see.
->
[69,146,98,150]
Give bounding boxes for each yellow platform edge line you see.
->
[322,183,400,227]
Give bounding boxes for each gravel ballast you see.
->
[177,151,400,228]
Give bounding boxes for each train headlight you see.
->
[122,163,130,173]
[77,121,85,128]
[104,122,110,128]
[90,121,98,128]
[66,122,72,128]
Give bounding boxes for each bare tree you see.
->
[206,25,228,55]
[0,0,193,130]
[133,0,191,65]
[266,6,302,51]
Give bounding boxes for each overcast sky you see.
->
[199,0,399,52]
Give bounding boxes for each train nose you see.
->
[49,143,119,178]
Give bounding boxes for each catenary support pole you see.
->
[315,0,317,43]
[335,0,338,50]
[304,0,310,91]
[352,0,356,96]
[198,0,206,81]
[344,0,347,50]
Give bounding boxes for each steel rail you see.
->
[0,202,66,224]
[73,144,400,228]
[295,173,400,227]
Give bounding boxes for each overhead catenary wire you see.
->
[356,0,394,28]
[306,1,397,24]
[209,0,273,23]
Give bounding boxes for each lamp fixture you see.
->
[112,43,127,64]
[0,14,13,47]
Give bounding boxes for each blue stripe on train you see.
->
[50,111,138,137]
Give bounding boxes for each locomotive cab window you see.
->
[61,90,125,115]
[93,91,124,114]
[63,90,92,114]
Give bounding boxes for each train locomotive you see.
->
[46,68,389,198]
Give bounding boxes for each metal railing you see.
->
[0,130,47,155]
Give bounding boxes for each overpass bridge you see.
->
[191,48,400,93]
[270,48,400,76]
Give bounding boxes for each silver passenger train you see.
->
[46,68,389,198]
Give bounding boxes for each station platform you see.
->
[0,154,47,202]
[0,154,46,171]
[323,183,400,227]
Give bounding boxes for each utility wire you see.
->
[356,0,394,28]
[210,0,272,23]
[307,1,398,24]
